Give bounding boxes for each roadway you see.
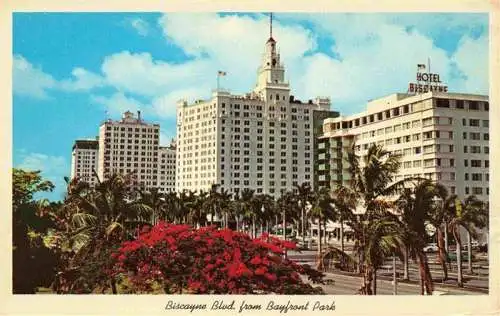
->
[288,248,489,295]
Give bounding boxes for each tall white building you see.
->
[158,142,176,193]
[71,139,99,186]
[320,91,490,201]
[175,26,333,197]
[98,111,160,190]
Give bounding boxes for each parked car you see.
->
[423,243,438,253]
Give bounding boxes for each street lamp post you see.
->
[393,253,398,295]
[261,205,265,236]
[299,200,305,247]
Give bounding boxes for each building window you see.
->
[469,119,480,127]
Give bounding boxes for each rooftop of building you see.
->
[100,110,160,127]
[177,90,331,109]
[324,91,489,123]
[72,139,99,151]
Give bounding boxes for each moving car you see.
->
[423,243,439,253]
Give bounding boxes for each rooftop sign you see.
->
[408,63,448,94]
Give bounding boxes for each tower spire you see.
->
[270,12,273,39]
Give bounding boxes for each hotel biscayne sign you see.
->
[408,69,448,93]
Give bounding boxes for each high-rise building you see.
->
[158,142,176,193]
[71,139,99,186]
[98,110,160,190]
[175,19,333,197]
[320,91,490,201]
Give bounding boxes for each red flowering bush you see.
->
[109,222,324,294]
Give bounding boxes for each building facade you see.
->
[175,32,332,197]
[98,111,160,190]
[71,139,99,186]
[158,143,176,193]
[320,92,490,201]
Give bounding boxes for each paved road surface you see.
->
[308,273,486,295]
[288,249,489,293]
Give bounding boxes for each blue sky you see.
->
[12,12,489,201]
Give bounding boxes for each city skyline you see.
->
[13,12,489,200]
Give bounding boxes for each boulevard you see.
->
[288,246,489,295]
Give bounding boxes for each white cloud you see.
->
[450,34,488,95]
[131,18,150,36]
[150,87,210,119]
[14,14,488,118]
[101,51,213,97]
[158,13,316,95]
[59,67,105,92]
[13,55,56,99]
[267,13,487,113]
[90,92,146,116]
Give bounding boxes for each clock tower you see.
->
[254,13,289,101]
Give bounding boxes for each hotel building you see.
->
[319,91,490,201]
[98,111,160,190]
[175,28,336,197]
[70,139,99,186]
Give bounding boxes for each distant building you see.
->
[175,25,332,197]
[98,110,160,190]
[320,91,490,201]
[71,139,99,186]
[158,141,176,193]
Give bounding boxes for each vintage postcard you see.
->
[1,0,499,315]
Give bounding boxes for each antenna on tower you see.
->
[270,12,273,38]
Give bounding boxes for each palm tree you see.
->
[396,180,439,294]
[429,185,456,281]
[190,191,208,227]
[177,191,196,224]
[138,187,165,225]
[309,187,335,270]
[448,195,488,287]
[363,212,405,295]
[294,182,313,246]
[332,186,357,253]
[60,173,152,293]
[239,188,256,236]
[343,144,410,294]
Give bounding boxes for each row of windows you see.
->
[464,173,489,181]
[463,132,489,140]
[436,99,489,111]
[105,126,159,133]
[465,187,489,195]
[329,99,488,131]
[462,119,489,127]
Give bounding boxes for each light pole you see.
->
[261,205,265,236]
[392,253,398,295]
[299,200,305,247]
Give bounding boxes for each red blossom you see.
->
[109,222,324,294]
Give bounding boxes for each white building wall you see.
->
[98,111,160,190]
[158,145,176,193]
[175,33,330,198]
[71,140,99,187]
[321,92,490,202]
